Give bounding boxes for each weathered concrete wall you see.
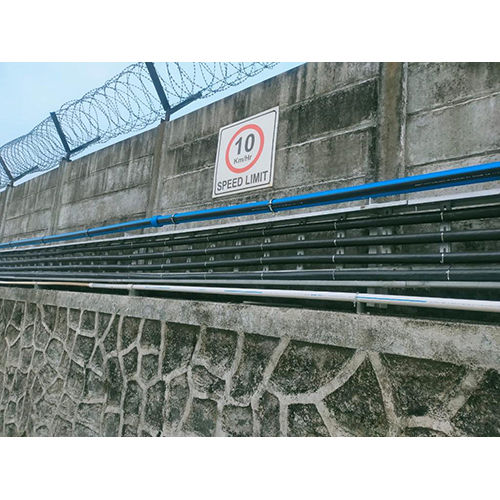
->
[2,62,497,242]
[0,287,498,437]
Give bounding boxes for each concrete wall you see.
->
[2,62,497,243]
[0,287,498,437]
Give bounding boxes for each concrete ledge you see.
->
[1,286,498,370]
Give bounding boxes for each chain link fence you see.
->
[0,62,277,189]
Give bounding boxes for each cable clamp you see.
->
[440,252,445,264]
[446,269,450,281]
[268,199,275,213]
[331,255,335,263]
[170,214,177,225]
[150,215,161,227]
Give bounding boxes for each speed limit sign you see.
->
[213,106,279,198]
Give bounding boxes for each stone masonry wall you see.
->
[0,287,498,437]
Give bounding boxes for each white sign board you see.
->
[213,106,279,198]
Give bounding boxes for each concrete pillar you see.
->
[48,159,71,234]
[0,187,12,242]
[146,121,168,219]
[375,62,408,181]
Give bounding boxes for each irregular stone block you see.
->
[83,369,105,399]
[5,325,19,345]
[381,354,466,419]
[69,309,80,329]
[25,303,37,325]
[195,327,236,373]
[162,323,199,375]
[452,370,500,437]
[145,381,165,431]
[183,398,217,437]
[191,365,225,399]
[54,307,68,339]
[80,310,96,331]
[89,345,104,373]
[45,338,64,367]
[20,347,34,370]
[97,312,112,334]
[42,305,57,332]
[141,319,162,349]
[271,341,354,395]
[59,394,76,418]
[74,335,95,363]
[103,315,119,353]
[141,354,159,382]
[230,333,279,403]
[46,378,64,403]
[166,373,189,430]
[22,324,34,347]
[74,423,97,437]
[12,372,28,399]
[222,405,253,437]
[120,316,141,350]
[105,357,123,405]
[10,302,24,328]
[288,404,329,437]
[77,402,103,426]
[38,363,58,388]
[33,425,50,437]
[67,361,85,398]
[103,413,120,437]
[122,424,138,437]
[122,348,138,378]
[124,381,142,416]
[34,323,50,351]
[324,359,388,436]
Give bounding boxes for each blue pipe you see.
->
[1,161,499,250]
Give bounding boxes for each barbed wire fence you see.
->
[0,62,277,189]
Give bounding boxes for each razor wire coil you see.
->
[0,62,277,188]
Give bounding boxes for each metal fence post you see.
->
[145,62,172,121]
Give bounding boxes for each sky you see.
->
[0,62,302,163]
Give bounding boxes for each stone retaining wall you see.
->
[1,287,498,437]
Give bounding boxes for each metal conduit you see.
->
[4,278,500,290]
[1,161,499,250]
[0,280,498,313]
[2,251,500,273]
[1,268,500,282]
[2,228,500,266]
[1,204,498,259]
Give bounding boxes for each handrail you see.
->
[0,161,499,250]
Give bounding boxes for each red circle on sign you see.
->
[225,124,265,174]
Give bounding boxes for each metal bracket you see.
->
[50,112,100,161]
[145,63,203,121]
[0,156,39,187]
[0,154,15,185]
